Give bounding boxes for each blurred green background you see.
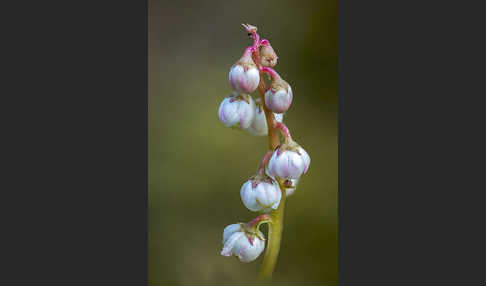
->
[149,1,337,285]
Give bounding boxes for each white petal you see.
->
[288,153,301,178]
[238,236,265,262]
[298,147,310,173]
[218,98,238,127]
[240,181,259,212]
[237,97,255,129]
[229,65,245,92]
[275,152,291,178]
[245,68,260,92]
[221,232,244,257]
[248,107,267,136]
[267,151,279,178]
[255,182,280,210]
[223,224,242,244]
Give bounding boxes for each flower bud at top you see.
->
[218,93,255,129]
[221,223,265,262]
[229,49,260,94]
[247,99,284,136]
[264,78,293,114]
[260,45,278,67]
[240,174,281,212]
[267,140,310,180]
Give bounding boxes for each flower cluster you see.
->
[218,24,310,266]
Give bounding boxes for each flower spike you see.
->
[218,24,310,279]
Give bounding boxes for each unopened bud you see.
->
[267,141,310,180]
[264,78,293,114]
[247,100,284,136]
[218,93,255,129]
[240,175,281,212]
[229,50,260,94]
[260,45,278,67]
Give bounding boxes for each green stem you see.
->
[259,180,286,280]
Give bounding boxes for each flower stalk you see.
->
[219,23,310,280]
[258,178,286,280]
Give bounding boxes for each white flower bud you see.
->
[240,176,281,212]
[229,52,260,94]
[221,223,265,263]
[264,78,292,114]
[267,142,310,180]
[247,102,284,136]
[218,93,255,129]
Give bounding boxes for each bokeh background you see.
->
[149,1,337,285]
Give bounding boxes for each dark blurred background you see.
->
[149,1,337,285]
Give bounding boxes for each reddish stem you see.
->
[259,39,270,46]
[257,80,280,149]
[247,214,272,229]
[274,122,292,141]
[261,67,281,80]
[242,46,255,58]
[250,31,260,50]
[246,27,279,149]
[257,150,273,175]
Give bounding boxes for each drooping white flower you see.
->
[218,93,255,129]
[229,49,260,94]
[221,223,265,263]
[267,141,310,180]
[247,102,284,136]
[240,175,281,212]
[264,78,292,114]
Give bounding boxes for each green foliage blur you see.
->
[149,1,337,285]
